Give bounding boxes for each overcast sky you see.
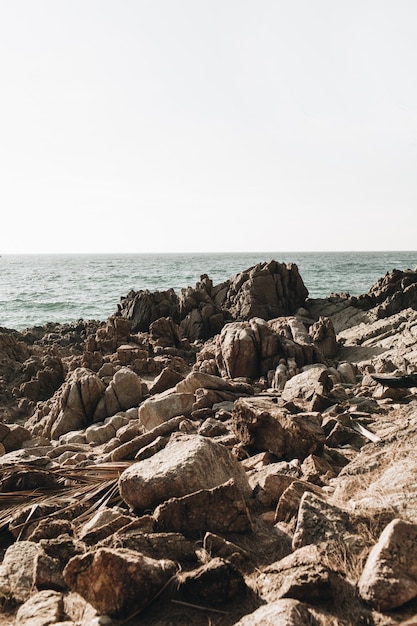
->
[1,0,416,254]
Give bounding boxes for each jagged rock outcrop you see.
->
[3,261,417,625]
[116,260,309,342]
[355,268,417,317]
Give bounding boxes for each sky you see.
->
[1,0,416,254]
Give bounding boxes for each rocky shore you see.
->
[1,260,417,625]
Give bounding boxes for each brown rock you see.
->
[257,544,333,603]
[359,518,417,610]
[233,598,318,626]
[176,557,247,606]
[154,479,253,535]
[232,396,325,459]
[63,547,177,618]
[16,590,65,626]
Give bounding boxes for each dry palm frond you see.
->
[0,461,135,533]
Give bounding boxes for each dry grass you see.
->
[0,462,133,534]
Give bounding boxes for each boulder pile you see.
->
[0,262,417,624]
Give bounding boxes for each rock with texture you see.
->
[63,547,176,618]
[119,434,251,511]
[359,518,417,610]
[232,396,325,459]
[138,390,195,430]
[233,598,318,626]
[154,479,253,535]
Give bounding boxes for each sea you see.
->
[0,252,416,331]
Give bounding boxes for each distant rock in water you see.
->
[353,268,417,317]
[116,260,309,341]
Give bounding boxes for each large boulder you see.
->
[118,434,251,511]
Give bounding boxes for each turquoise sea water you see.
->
[0,252,416,331]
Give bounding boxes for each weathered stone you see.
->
[175,370,253,395]
[233,598,318,626]
[149,367,184,395]
[232,397,325,459]
[247,461,301,508]
[16,590,65,626]
[106,367,143,412]
[149,316,182,347]
[359,518,417,610]
[138,390,195,430]
[275,480,324,522]
[63,547,176,618]
[1,424,32,452]
[0,541,39,602]
[257,544,333,603]
[292,492,358,551]
[309,316,339,359]
[105,531,197,563]
[118,434,251,511]
[281,365,333,404]
[111,415,184,461]
[154,479,253,535]
[116,288,180,333]
[176,557,247,605]
[78,507,135,545]
[216,318,285,379]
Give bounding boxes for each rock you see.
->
[138,390,195,430]
[257,544,334,603]
[292,492,359,552]
[216,321,260,379]
[149,367,184,395]
[149,316,182,347]
[16,590,65,626]
[1,423,32,452]
[309,316,339,358]
[154,479,253,535]
[101,367,143,415]
[232,397,325,459]
[63,547,177,618]
[247,461,301,508]
[359,518,417,610]
[27,368,106,440]
[78,507,135,545]
[275,480,324,523]
[116,288,180,333]
[0,541,40,602]
[105,531,197,563]
[175,370,253,395]
[356,268,417,317]
[281,365,333,404]
[118,434,251,511]
[111,414,184,461]
[176,557,248,605]
[233,598,318,626]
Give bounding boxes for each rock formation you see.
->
[1,261,417,624]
